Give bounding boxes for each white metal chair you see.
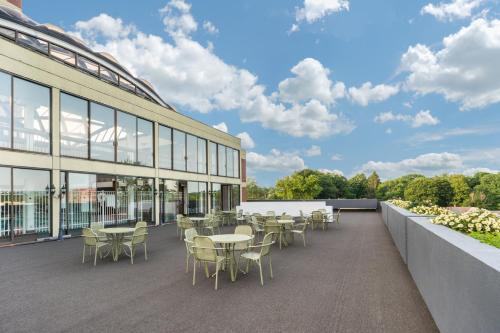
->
[184,228,198,273]
[82,228,110,266]
[192,236,225,290]
[122,227,148,264]
[240,233,275,286]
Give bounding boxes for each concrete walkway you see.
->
[0,212,438,333]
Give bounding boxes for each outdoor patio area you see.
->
[0,211,438,333]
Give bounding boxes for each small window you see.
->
[119,77,135,92]
[50,44,76,65]
[136,88,147,98]
[0,27,15,40]
[100,67,118,85]
[77,55,99,76]
[17,33,48,54]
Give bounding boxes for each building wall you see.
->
[0,34,243,239]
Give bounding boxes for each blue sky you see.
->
[26,0,500,186]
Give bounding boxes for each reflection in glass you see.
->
[160,179,180,223]
[77,56,99,76]
[0,72,11,149]
[137,178,154,223]
[12,168,50,236]
[13,78,50,153]
[226,147,234,178]
[137,118,153,167]
[117,111,136,164]
[60,93,88,158]
[159,126,172,169]
[186,134,197,172]
[211,183,221,212]
[231,185,240,209]
[233,149,239,178]
[173,130,186,171]
[0,167,11,238]
[100,67,118,85]
[187,182,207,215]
[66,172,96,231]
[17,33,48,53]
[50,44,76,65]
[218,144,226,176]
[210,142,217,175]
[116,176,136,225]
[198,138,206,174]
[95,174,116,226]
[90,103,115,161]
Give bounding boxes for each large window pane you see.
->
[226,147,234,178]
[186,134,197,172]
[211,183,221,212]
[210,142,217,176]
[161,180,180,223]
[198,138,206,174]
[116,176,136,225]
[0,167,11,238]
[137,118,153,167]
[159,126,172,169]
[13,78,50,153]
[218,144,226,176]
[137,178,154,224]
[95,174,116,226]
[66,173,96,231]
[0,72,11,149]
[12,168,50,236]
[60,93,88,158]
[187,182,206,215]
[233,149,239,178]
[117,111,136,164]
[90,103,115,161]
[173,130,186,171]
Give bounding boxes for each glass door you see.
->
[0,167,11,241]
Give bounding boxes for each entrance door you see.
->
[178,181,186,215]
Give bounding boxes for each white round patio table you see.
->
[99,228,135,262]
[208,234,253,281]
[190,217,209,232]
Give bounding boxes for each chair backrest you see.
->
[335,209,342,223]
[176,214,183,221]
[312,211,323,222]
[253,213,262,217]
[266,211,275,217]
[260,233,274,256]
[184,228,198,242]
[319,208,327,213]
[234,225,253,236]
[90,222,104,235]
[179,216,193,229]
[193,236,217,262]
[264,223,281,235]
[132,226,148,245]
[237,209,243,217]
[280,214,293,221]
[82,228,97,246]
[135,221,147,229]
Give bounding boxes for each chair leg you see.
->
[130,247,134,264]
[303,234,306,247]
[144,242,148,261]
[215,262,219,290]
[93,246,98,266]
[204,262,209,278]
[185,251,190,273]
[279,233,282,250]
[193,260,197,286]
[82,244,86,264]
[258,259,264,286]
[245,258,250,273]
[269,255,273,279]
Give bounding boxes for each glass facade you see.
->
[137,119,153,167]
[13,78,50,153]
[60,93,88,158]
[158,125,172,169]
[90,103,115,161]
[198,138,207,174]
[160,179,182,223]
[117,111,136,164]
[187,181,207,215]
[210,142,217,176]
[0,72,11,149]
[186,134,197,172]
[173,130,186,171]
[211,143,239,178]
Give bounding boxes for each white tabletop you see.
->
[277,219,295,224]
[209,234,252,244]
[190,217,208,221]
[99,227,135,234]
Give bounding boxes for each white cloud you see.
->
[400,18,500,110]
[288,24,300,34]
[296,0,350,24]
[213,122,228,133]
[348,82,399,106]
[305,145,322,157]
[71,3,354,139]
[462,167,499,175]
[359,152,463,179]
[374,110,439,128]
[331,154,343,161]
[278,58,346,106]
[236,132,255,149]
[385,128,393,134]
[246,149,306,172]
[318,168,344,176]
[421,0,483,21]
[203,20,219,34]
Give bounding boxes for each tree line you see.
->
[247,170,500,209]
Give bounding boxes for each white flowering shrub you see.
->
[432,208,500,234]
[388,199,412,209]
[410,205,452,216]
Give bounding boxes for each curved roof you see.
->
[0,5,170,109]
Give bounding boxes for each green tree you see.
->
[366,171,380,198]
[404,177,454,206]
[271,172,322,200]
[376,174,424,200]
[346,173,368,199]
[446,174,471,206]
[246,178,270,200]
[469,173,500,209]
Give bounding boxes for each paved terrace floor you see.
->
[0,212,438,333]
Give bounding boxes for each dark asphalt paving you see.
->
[0,212,438,333]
